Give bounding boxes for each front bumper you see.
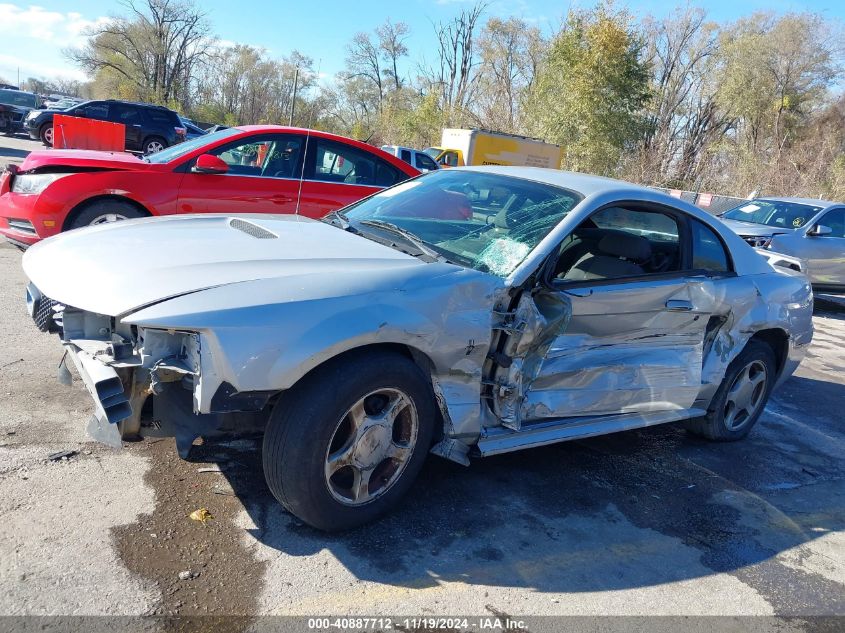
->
[0,174,62,246]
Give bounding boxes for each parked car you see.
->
[42,97,82,111]
[720,197,845,291]
[21,167,813,531]
[380,145,440,172]
[0,126,419,248]
[0,88,41,136]
[24,99,187,154]
[179,116,208,140]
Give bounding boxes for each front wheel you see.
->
[262,350,436,531]
[685,339,777,441]
[68,199,147,230]
[40,124,54,147]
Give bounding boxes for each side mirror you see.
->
[192,154,229,175]
[808,224,833,237]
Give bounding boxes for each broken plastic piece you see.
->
[189,508,213,523]
[47,449,78,461]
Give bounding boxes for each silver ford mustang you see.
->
[22,167,814,531]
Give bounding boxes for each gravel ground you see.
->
[0,235,843,630]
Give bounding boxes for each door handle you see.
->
[666,299,693,311]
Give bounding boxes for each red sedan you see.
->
[0,126,419,248]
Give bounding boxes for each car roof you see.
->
[460,165,656,198]
[97,99,174,111]
[754,196,839,208]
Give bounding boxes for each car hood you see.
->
[0,103,34,114]
[22,214,423,316]
[17,149,148,172]
[719,218,794,237]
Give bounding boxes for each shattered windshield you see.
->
[722,199,822,229]
[342,170,582,277]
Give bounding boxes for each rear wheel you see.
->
[68,199,147,230]
[685,339,776,441]
[143,136,166,155]
[40,123,54,147]
[262,350,436,531]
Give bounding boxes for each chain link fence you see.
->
[651,187,747,216]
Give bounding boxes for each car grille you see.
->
[33,295,59,332]
[8,218,36,235]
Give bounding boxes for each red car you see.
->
[0,126,419,248]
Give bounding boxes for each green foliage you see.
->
[525,3,650,175]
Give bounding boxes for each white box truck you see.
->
[425,129,564,169]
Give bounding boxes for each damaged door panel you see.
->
[489,277,720,429]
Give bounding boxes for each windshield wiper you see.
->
[358,220,447,262]
[322,209,351,230]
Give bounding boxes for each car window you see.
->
[210,135,303,179]
[556,206,681,282]
[0,89,38,108]
[111,105,142,126]
[817,209,845,238]
[73,102,109,119]
[415,153,439,171]
[144,108,178,126]
[312,140,400,187]
[342,170,582,277]
[442,151,459,167]
[691,219,731,272]
[400,149,412,163]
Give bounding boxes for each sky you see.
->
[1,0,843,88]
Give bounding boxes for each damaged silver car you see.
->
[22,167,814,531]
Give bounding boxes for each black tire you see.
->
[685,339,777,441]
[39,123,53,147]
[263,350,436,531]
[68,199,147,230]
[142,136,167,155]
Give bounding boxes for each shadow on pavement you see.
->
[190,370,844,611]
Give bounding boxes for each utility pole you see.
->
[288,67,299,126]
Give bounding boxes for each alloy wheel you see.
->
[324,388,419,506]
[89,213,130,225]
[723,360,768,431]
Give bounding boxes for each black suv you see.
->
[25,99,186,154]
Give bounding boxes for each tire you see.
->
[263,350,436,531]
[684,339,777,441]
[142,136,167,155]
[40,123,54,147]
[68,199,147,230]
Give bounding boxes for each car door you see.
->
[802,208,845,288]
[176,133,304,216]
[109,103,143,151]
[295,137,407,219]
[414,152,440,172]
[493,204,724,427]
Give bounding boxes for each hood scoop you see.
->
[229,218,278,239]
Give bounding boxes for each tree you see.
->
[423,2,488,124]
[474,17,543,132]
[526,3,651,175]
[66,0,211,107]
[377,19,410,91]
[635,7,730,187]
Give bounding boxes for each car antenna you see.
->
[295,59,322,217]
